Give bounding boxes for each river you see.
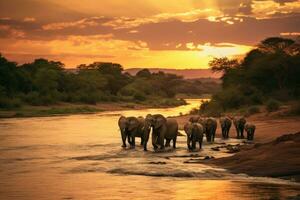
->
[0,99,299,200]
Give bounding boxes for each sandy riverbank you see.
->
[173,113,300,181]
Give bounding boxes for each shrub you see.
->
[199,100,222,117]
[0,97,22,109]
[289,101,300,115]
[266,99,280,112]
[23,91,42,106]
[247,106,260,115]
[133,91,146,101]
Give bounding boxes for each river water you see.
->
[0,99,299,200]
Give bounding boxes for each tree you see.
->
[136,69,151,78]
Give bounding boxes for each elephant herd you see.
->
[118,114,256,151]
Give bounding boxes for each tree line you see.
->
[201,37,300,115]
[0,55,219,109]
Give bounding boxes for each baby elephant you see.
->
[245,123,256,140]
[184,122,204,150]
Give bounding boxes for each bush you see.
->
[289,101,300,115]
[247,106,260,115]
[199,100,222,117]
[266,99,280,112]
[23,91,42,106]
[0,97,22,109]
[133,91,146,101]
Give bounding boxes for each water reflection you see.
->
[0,99,299,199]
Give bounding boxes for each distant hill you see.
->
[125,68,221,79]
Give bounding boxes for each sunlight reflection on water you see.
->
[0,99,299,200]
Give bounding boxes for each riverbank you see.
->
[173,113,300,182]
[210,132,300,181]
[0,99,186,118]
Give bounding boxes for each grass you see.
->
[0,106,104,118]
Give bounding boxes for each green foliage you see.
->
[247,106,260,115]
[199,100,222,117]
[204,37,300,112]
[133,91,146,101]
[266,99,280,112]
[0,55,201,109]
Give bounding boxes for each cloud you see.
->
[42,17,107,30]
[102,8,223,29]
[23,17,36,22]
[0,24,25,38]
[251,0,300,19]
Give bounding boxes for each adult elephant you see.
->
[189,116,200,123]
[233,116,246,139]
[219,117,232,139]
[117,116,146,148]
[205,118,217,142]
[145,114,178,150]
[245,123,256,140]
[184,122,204,150]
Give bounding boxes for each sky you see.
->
[0,0,299,69]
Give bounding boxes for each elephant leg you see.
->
[173,136,177,149]
[207,131,211,142]
[121,133,127,147]
[143,140,148,151]
[191,140,196,150]
[222,129,225,139]
[240,127,244,139]
[165,139,171,147]
[143,133,149,151]
[212,130,216,142]
[158,134,165,150]
[127,135,132,145]
[152,134,158,150]
[199,138,202,149]
[140,137,144,146]
[130,136,135,148]
[187,137,191,150]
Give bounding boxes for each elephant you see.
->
[117,116,146,148]
[184,122,204,150]
[219,117,232,139]
[233,116,246,139]
[145,114,178,150]
[245,123,256,140]
[205,117,217,142]
[189,116,200,123]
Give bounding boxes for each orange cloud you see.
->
[0,33,252,69]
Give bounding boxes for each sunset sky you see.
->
[0,0,299,69]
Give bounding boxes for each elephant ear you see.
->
[118,116,127,129]
[154,115,167,129]
[127,117,140,131]
[184,122,192,136]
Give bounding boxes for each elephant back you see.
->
[206,117,217,126]
[222,117,232,127]
[192,123,203,140]
[165,118,178,139]
[189,116,200,123]
[126,116,140,131]
[245,123,255,131]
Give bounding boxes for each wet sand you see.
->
[210,132,300,181]
[174,114,300,181]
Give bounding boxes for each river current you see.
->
[0,99,299,200]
